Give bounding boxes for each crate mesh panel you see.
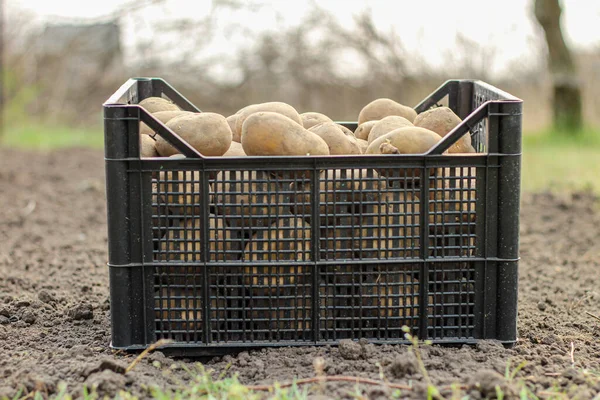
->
[427,262,476,340]
[319,264,421,341]
[210,266,312,343]
[428,167,478,258]
[154,280,203,342]
[319,169,422,261]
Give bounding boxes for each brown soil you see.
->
[0,149,599,399]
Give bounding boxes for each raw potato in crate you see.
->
[222,141,246,157]
[367,116,413,144]
[300,112,333,129]
[243,218,311,294]
[235,102,303,140]
[358,98,417,124]
[414,107,475,153]
[366,127,442,180]
[226,114,241,142]
[356,139,369,154]
[139,96,180,113]
[140,134,159,158]
[241,112,329,156]
[156,112,232,157]
[213,170,288,229]
[308,122,361,155]
[354,120,377,141]
[140,110,192,136]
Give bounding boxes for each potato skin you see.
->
[300,112,333,129]
[354,120,378,141]
[357,139,369,154]
[308,122,361,155]
[226,114,241,142]
[222,141,246,157]
[367,116,413,143]
[140,134,158,157]
[366,127,442,179]
[358,98,417,125]
[414,107,475,153]
[235,102,302,140]
[241,112,329,156]
[139,97,180,113]
[365,127,441,155]
[156,112,233,157]
[140,110,191,136]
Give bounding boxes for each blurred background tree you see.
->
[534,0,582,132]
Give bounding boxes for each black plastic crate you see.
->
[103,78,522,355]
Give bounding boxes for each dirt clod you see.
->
[468,369,514,398]
[38,290,56,304]
[338,339,364,360]
[388,352,418,378]
[68,303,93,320]
[20,310,36,325]
[84,370,128,398]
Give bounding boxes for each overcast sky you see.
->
[7,0,600,78]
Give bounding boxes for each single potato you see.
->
[357,139,369,154]
[354,120,378,141]
[367,116,413,143]
[139,97,180,113]
[358,98,417,125]
[308,122,361,155]
[140,110,191,136]
[300,112,333,129]
[141,134,159,157]
[226,114,241,142]
[365,127,441,155]
[156,112,232,157]
[222,141,246,157]
[414,107,475,153]
[235,102,302,140]
[241,112,329,156]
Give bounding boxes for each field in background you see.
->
[2,123,599,195]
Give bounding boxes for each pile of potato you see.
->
[141,96,473,335]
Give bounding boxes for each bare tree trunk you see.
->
[534,0,582,131]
